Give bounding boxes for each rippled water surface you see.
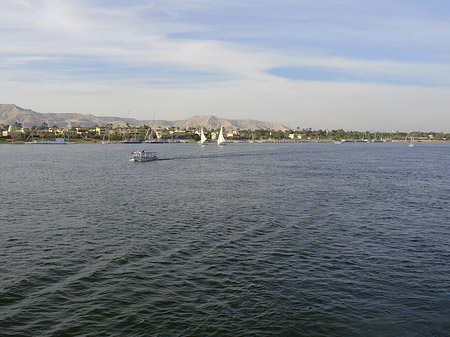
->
[1,142,449,336]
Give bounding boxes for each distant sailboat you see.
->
[144,127,152,142]
[122,127,141,143]
[122,112,141,144]
[199,127,207,145]
[144,111,166,144]
[249,131,254,143]
[409,137,415,147]
[145,128,166,143]
[217,127,225,146]
[102,128,112,144]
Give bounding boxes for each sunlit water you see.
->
[1,142,449,336]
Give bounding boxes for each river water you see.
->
[1,142,449,336]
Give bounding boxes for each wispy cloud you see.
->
[1,0,449,130]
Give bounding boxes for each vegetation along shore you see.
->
[1,122,448,144]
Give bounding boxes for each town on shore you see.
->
[1,122,449,144]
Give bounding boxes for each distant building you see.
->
[2,125,22,137]
[76,128,89,136]
[108,129,119,137]
[64,129,77,138]
[95,127,108,136]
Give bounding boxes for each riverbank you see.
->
[2,139,449,145]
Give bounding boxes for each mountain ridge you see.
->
[0,104,288,131]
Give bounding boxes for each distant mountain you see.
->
[169,115,287,131]
[0,104,133,128]
[0,104,289,130]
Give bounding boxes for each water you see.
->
[1,142,449,336]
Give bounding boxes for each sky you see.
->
[1,0,450,131]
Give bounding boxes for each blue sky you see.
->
[1,0,449,131]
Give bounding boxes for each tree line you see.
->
[1,123,449,141]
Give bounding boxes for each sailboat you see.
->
[122,127,141,144]
[102,128,112,144]
[122,112,141,144]
[217,126,225,146]
[145,128,166,143]
[199,127,207,145]
[409,137,415,147]
[144,127,152,142]
[248,131,254,143]
[144,111,166,144]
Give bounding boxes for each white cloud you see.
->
[1,0,449,131]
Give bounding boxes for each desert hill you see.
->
[0,104,288,131]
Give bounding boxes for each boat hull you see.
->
[131,150,157,162]
[132,157,157,162]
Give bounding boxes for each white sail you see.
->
[249,131,254,143]
[217,127,225,145]
[145,127,152,141]
[200,127,207,145]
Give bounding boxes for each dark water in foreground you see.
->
[1,142,449,336]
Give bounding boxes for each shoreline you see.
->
[1,139,449,145]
